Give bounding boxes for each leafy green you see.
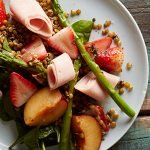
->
[9,127,40,150]
[2,38,12,52]
[0,97,11,121]
[39,126,58,139]
[72,20,93,44]
[9,125,60,150]
[3,92,22,120]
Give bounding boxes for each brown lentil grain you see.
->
[119,88,124,95]
[71,10,76,16]
[114,37,119,44]
[124,82,130,89]
[64,12,69,18]
[117,40,122,47]
[102,29,109,35]
[108,32,114,38]
[128,84,133,92]
[110,122,117,128]
[111,113,119,121]
[76,9,81,15]
[109,108,115,116]
[97,24,102,30]
[126,63,133,70]
[104,20,111,28]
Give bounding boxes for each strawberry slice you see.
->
[95,47,124,73]
[10,72,37,107]
[0,0,6,26]
[21,38,47,63]
[85,37,112,58]
[85,105,109,132]
[47,27,78,59]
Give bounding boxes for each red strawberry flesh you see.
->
[21,38,47,63]
[10,72,37,107]
[95,47,124,73]
[85,37,112,58]
[0,0,6,26]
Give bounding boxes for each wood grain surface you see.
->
[111,117,150,150]
[110,0,150,150]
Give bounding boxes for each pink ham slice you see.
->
[75,71,120,102]
[10,0,53,39]
[21,37,47,62]
[47,27,78,59]
[47,53,75,90]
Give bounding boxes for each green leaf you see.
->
[9,127,40,150]
[39,126,60,143]
[2,38,12,52]
[72,20,93,44]
[0,98,11,121]
[3,92,21,120]
[39,126,56,139]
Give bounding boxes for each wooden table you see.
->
[110,0,150,150]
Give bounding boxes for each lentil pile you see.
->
[37,0,63,34]
[0,17,33,51]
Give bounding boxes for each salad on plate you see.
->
[0,0,136,149]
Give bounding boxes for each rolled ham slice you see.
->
[21,37,47,62]
[10,0,53,39]
[75,71,120,102]
[47,53,75,90]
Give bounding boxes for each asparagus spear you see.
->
[59,58,81,150]
[0,50,47,80]
[52,0,135,117]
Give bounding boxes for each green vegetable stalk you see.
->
[0,50,47,80]
[52,0,135,117]
[59,59,81,150]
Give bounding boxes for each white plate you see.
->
[0,0,149,150]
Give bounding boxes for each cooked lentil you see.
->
[119,88,124,95]
[126,63,133,70]
[102,28,109,35]
[110,122,117,128]
[104,20,111,28]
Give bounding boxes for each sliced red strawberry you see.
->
[10,72,37,107]
[21,38,47,63]
[94,105,109,132]
[85,37,112,58]
[95,47,124,73]
[85,105,109,132]
[0,0,6,26]
[47,27,78,59]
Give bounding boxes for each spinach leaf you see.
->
[39,126,57,139]
[2,38,12,52]
[39,125,60,144]
[3,92,22,120]
[0,71,9,91]
[72,20,93,44]
[9,125,60,150]
[9,127,40,150]
[0,97,11,121]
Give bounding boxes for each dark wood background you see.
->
[110,0,150,149]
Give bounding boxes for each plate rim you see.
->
[0,0,149,150]
[105,0,149,149]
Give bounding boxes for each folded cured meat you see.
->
[47,53,75,90]
[10,0,53,39]
[75,71,120,101]
[47,27,78,59]
[21,37,47,62]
